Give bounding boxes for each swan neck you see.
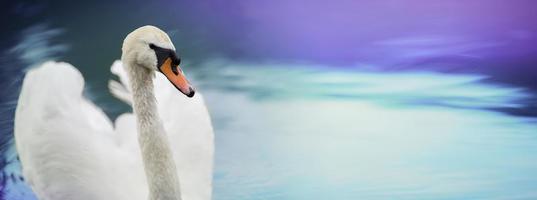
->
[128,63,182,200]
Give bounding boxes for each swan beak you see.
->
[159,58,195,98]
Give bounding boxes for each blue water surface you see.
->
[1,3,537,199]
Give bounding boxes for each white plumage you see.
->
[14,26,214,200]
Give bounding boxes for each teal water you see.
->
[191,61,537,199]
[2,23,537,200]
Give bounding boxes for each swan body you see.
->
[14,26,214,200]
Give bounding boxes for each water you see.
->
[3,26,537,200]
[2,1,537,199]
[195,61,537,199]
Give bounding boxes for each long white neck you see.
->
[127,62,182,200]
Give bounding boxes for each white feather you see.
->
[14,60,214,200]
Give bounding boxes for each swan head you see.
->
[122,25,195,97]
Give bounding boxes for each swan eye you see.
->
[173,57,181,66]
[149,43,180,70]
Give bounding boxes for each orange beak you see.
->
[158,58,195,97]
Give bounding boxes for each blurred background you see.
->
[1,0,537,199]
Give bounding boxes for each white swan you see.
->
[14,26,214,200]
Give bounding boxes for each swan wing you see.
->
[110,60,214,200]
[15,61,147,200]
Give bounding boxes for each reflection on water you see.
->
[190,60,537,199]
